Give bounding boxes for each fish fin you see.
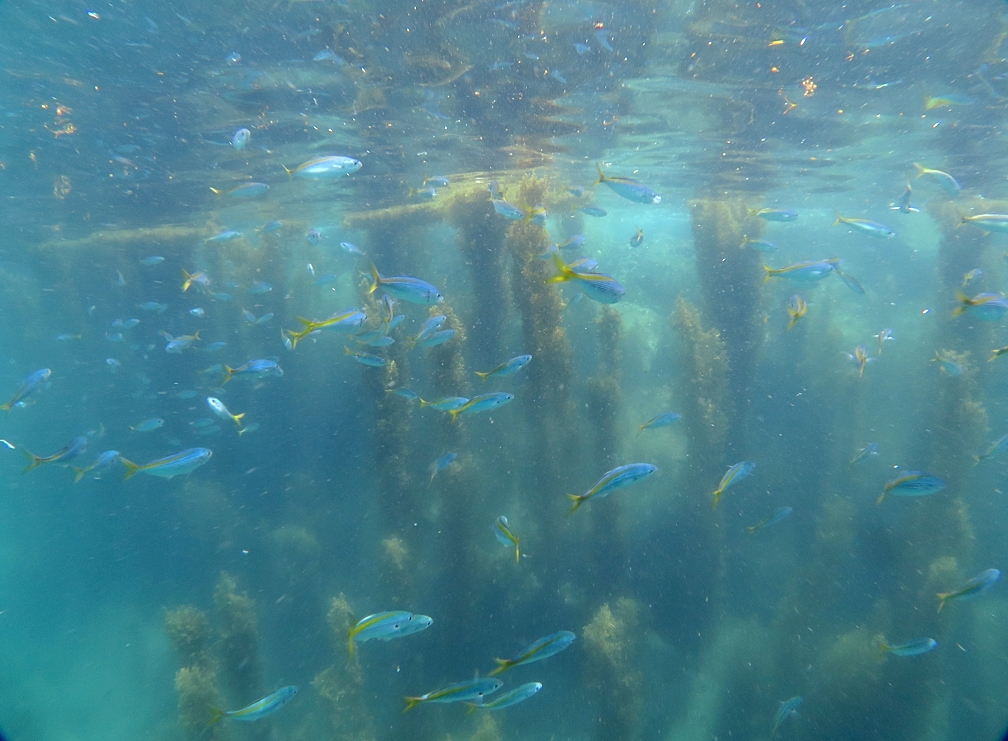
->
[973,454,982,465]
[72,466,87,484]
[208,706,225,726]
[344,346,354,357]
[20,449,41,474]
[489,659,510,676]
[762,264,774,284]
[221,366,234,385]
[367,264,381,295]
[548,252,572,284]
[747,525,757,534]
[282,164,295,178]
[832,211,843,226]
[121,458,140,480]
[465,702,479,715]
[956,211,967,228]
[876,490,887,506]
[296,316,314,327]
[0,402,10,412]
[878,639,891,654]
[348,628,356,657]
[594,162,605,186]
[209,187,223,195]
[447,408,463,423]
[192,330,201,342]
[567,494,585,514]
[402,697,423,713]
[417,398,430,409]
[232,413,245,427]
[474,370,490,383]
[936,592,948,612]
[711,489,723,510]
[746,207,758,217]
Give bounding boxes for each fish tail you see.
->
[489,659,510,676]
[192,330,200,342]
[287,329,306,350]
[567,494,585,514]
[348,629,357,658]
[72,466,87,484]
[637,425,645,437]
[747,525,758,534]
[417,397,430,408]
[475,370,490,384]
[787,315,798,331]
[878,639,891,654]
[282,164,295,178]
[465,702,480,715]
[181,269,192,292]
[209,187,223,195]
[547,252,571,284]
[832,211,843,226]
[221,366,234,385]
[296,316,313,327]
[711,488,723,510]
[208,706,225,726]
[956,211,967,228]
[447,408,463,423]
[913,162,926,178]
[367,264,381,295]
[936,592,949,612]
[402,697,423,713]
[761,264,774,284]
[514,537,520,564]
[972,453,982,465]
[0,402,11,412]
[876,490,887,506]
[20,449,42,474]
[594,162,605,186]
[232,413,245,427]
[121,458,140,480]
[344,346,354,358]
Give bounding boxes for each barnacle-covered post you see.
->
[507,175,578,491]
[165,605,229,740]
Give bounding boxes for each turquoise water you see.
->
[2,1,1008,740]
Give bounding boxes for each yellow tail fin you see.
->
[594,162,605,186]
[368,264,381,295]
[567,493,585,514]
[474,370,491,384]
[181,269,193,292]
[232,412,245,427]
[489,658,510,677]
[208,706,225,726]
[209,187,223,195]
[936,592,949,612]
[832,211,843,226]
[21,449,42,474]
[762,264,774,285]
[121,458,140,480]
[402,697,423,713]
[220,366,235,385]
[348,627,357,658]
[72,466,87,484]
[712,489,724,510]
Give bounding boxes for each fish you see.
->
[112,318,140,329]
[120,448,212,480]
[558,234,586,251]
[762,259,839,284]
[313,274,338,288]
[476,355,532,383]
[990,346,1008,362]
[139,301,168,313]
[284,155,362,179]
[206,230,242,243]
[72,450,120,483]
[594,163,661,204]
[418,396,469,412]
[492,199,526,220]
[877,471,945,505]
[424,175,449,187]
[833,213,895,238]
[165,331,200,353]
[210,182,269,198]
[963,269,983,287]
[748,506,793,534]
[952,290,1008,321]
[358,335,394,348]
[466,682,542,712]
[771,696,802,736]
[221,359,283,384]
[403,678,503,712]
[547,253,624,304]
[238,423,260,437]
[580,205,607,217]
[387,387,419,401]
[415,329,455,348]
[959,213,1008,233]
[231,127,251,150]
[21,435,88,473]
[741,236,778,253]
[550,69,567,83]
[287,310,367,349]
[248,281,272,294]
[411,315,447,346]
[786,294,807,330]
[630,228,644,247]
[368,265,443,305]
[207,397,244,428]
[874,328,894,353]
[56,333,81,341]
[925,94,974,110]
[711,461,755,510]
[932,350,965,377]
[447,392,514,422]
[344,346,386,367]
[1,368,52,411]
[889,183,919,214]
[340,241,364,255]
[575,42,591,54]
[204,341,227,353]
[568,462,657,512]
[140,255,165,266]
[348,611,432,656]
[209,686,297,725]
[130,417,164,433]
[409,186,437,200]
[429,452,457,483]
[313,49,345,63]
[748,207,798,222]
[849,442,879,467]
[189,307,205,317]
[494,515,520,562]
[306,229,322,246]
[937,568,1001,612]
[879,637,938,657]
[594,29,613,51]
[849,344,871,377]
[913,163,961,194]
[638,412,681,436]
[490,631,576,675]
[566,186,586,198]
[181,269,209,293]
[973,433,1008,464]
[259,220,283,233]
